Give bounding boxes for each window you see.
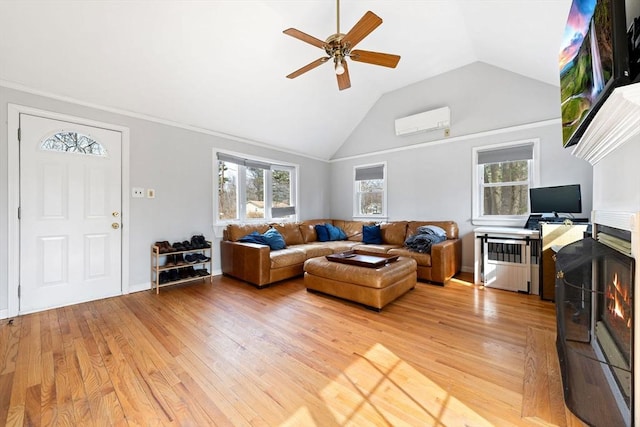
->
[41,131,107,156]
[354,163,387,218]
[472,140,539,226]
[215,151,297,223]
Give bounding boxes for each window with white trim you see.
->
[215,152,298,223]
[354,162,387,218]
[472,140,539,226]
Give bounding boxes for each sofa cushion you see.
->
[325,223,347,240]
[380,221,408,245]
[362,224,382,244]
[263,228,287,250]
[290,243,333,259]
[226,223,270,242]
[300,224,317,243]
[270,248,306,268]
[299,219,333,243]
[272,222,304,246]
[315,224,330,242]
[333,220,374,241]
[388,248,432,266]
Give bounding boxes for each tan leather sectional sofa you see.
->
[220,219,462,288]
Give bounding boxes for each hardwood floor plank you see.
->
[0,273,586,426]
[58,306,93,426]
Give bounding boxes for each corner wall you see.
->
[329,62,593,273]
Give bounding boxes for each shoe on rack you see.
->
[172,242,185,251]
[168,269,179,282]
[174,254,186,266]
[164,254,176,267]
[159,271,169,284]
[184,254,198,264]
[192,235,210,249]
[181,240,193,250]
[156,241,174,253]
[192,253,210,262]
[198,269,210,277]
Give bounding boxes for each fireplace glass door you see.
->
[555,237,634,426]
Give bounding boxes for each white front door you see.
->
[19,113,123,313]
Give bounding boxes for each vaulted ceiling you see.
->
[0,1,571,160]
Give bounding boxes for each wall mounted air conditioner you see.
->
[394,106,451,136]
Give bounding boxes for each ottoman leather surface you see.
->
[303,256,417,310]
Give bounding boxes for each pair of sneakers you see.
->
[185,253,210,264]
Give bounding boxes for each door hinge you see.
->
[17,127,21,142]
[18,285,21,298]
[17,207,20,220]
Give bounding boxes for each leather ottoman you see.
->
[303,256,417,311]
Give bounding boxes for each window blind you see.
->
[355,164,384,181]
[271,206,296,217]
[217,152,271,170]
[477,143,533,164]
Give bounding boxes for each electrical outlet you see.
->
[132,187,145,198]
[147,188,156,199]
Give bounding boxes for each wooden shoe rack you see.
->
[151,242,213,293]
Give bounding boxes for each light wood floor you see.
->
[0,273,585,426]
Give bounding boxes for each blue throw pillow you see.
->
[238,231,268,245]
[362,224,382,244]
[315,224,330,242]
[325,223,347,241]
[263,228,287,250]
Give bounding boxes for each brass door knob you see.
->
[112,223,120,229]
[112,212,120,217]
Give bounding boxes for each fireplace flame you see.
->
[607,273,631,326]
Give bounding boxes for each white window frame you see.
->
[214,150,299,224]
[471,139,540,227]
[353,162,388,220]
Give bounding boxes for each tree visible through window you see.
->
[473,141,537,225]
[482,160,529,215]
[216,152,297,223]
[354,163,386,217]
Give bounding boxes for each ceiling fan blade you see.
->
[341,11,382,50]
[286,57,329,79]
[283,28,326,49]
[337,60,351,91]
[350,50,400,68]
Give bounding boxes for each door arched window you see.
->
[41,132,107,157]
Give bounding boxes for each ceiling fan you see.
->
[283,0,400,91]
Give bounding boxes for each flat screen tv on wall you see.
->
[559,0,630,147]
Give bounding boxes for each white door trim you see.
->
[7,104,130,318]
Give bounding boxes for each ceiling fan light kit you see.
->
[283,0,400,90]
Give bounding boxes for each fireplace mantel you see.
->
[572,82,640,165]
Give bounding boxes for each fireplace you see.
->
[555,215,637,426]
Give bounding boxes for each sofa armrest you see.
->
[430,239,462,283]
[220,240,271,286]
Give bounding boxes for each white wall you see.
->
[329,62,593,273]
[593,133,640,212]
[0,86,331,315]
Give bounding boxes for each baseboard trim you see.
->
[0,309,8,320]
